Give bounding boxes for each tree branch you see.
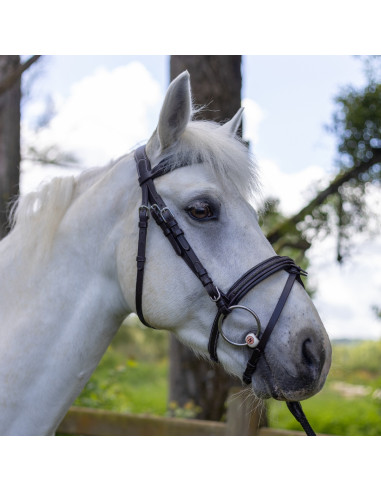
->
[0,55,41,96]
[266,150,381,245]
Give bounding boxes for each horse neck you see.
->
[0,155,138,435]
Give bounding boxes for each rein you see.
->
[134,145,316,436]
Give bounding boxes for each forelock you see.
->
[163,120,260,201]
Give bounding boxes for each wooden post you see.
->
[225,387,267,435]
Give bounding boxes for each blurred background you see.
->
[1,54,380,435]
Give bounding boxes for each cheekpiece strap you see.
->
[134,145,223,328]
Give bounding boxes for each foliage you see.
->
[327,73,381,261]
[26,143,79,168]
[167,400,202,419]
[74,316,169,415]
[259,198,311,263]
[110,314,169,362]
[332,81,381,169]
[331,339,381,376]
[259,198,315,297]
[74,347,169,415]
[372,304,381,320]
[266,56,381,264]
[75,317,207,418]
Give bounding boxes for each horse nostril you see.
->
[301,338,316,368]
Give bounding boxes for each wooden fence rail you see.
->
[57,388,314,436]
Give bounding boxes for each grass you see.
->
[74,323,381,435]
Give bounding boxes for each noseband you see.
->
[134,145,316,435]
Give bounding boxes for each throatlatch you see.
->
[134,145,316,436]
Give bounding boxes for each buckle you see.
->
[139,205,150,218]
[210,286,221,302]
[150,204,173,223]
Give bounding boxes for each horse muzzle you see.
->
[252,326,332,402]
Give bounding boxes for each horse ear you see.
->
[219,107,244,136]
[155,71,192,152]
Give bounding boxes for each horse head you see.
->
[117,71,331,404]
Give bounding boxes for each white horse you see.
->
[0,71,331,435]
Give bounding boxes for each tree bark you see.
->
[0,56,21,239]
[168,56,243,421]
[0,55,40,97]
[170,55,242,126]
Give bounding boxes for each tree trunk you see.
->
[0,55,21,239]
[168,56,242,421]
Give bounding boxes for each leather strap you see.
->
[134,146,223,328]
[242,272,297,384]
[286,401,316,436]
[135,147,153,327]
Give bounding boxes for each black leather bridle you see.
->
[134,145,316,435]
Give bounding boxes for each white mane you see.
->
[3,161,121,262]
[9,175,75,235]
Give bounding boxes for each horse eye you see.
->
[186,202,215,221]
